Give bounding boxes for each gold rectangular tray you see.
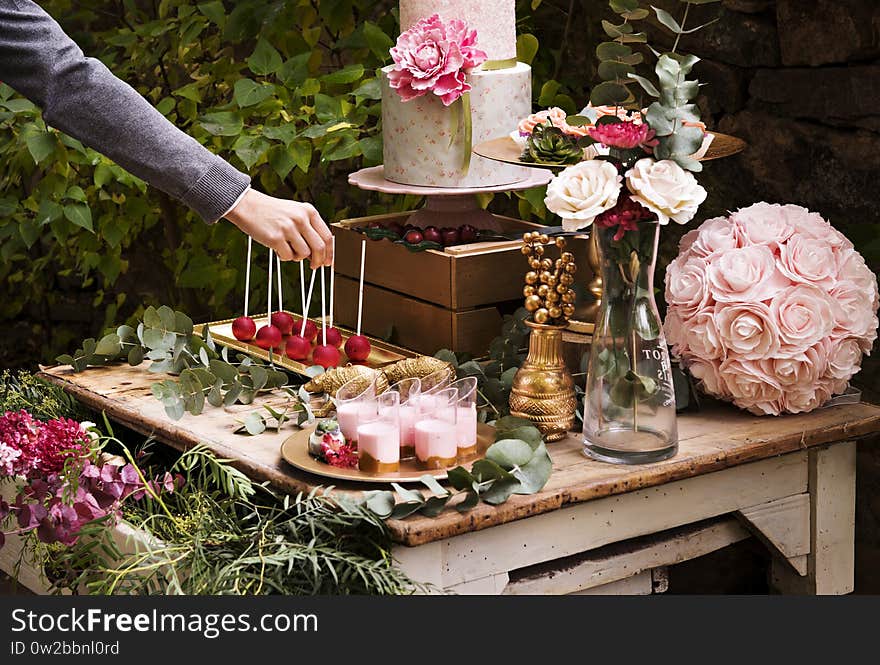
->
[194,312,418,377]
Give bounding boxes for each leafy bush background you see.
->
[0,0,574,367]
[1,0,877,400]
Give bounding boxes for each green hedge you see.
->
[0,0,583,366]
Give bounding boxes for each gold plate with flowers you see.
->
[473,131,746,169]
[281,423,495,484]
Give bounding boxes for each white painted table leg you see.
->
[771,441,856,595]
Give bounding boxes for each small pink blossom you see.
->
[387,14,487,106]
[588,120,658,151]
[518,107,591,138]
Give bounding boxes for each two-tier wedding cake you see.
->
[381,0,532,188]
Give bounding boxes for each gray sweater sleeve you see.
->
[0,0,250,223]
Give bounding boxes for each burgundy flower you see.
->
[595,195,655,241]
[588,120,658,151]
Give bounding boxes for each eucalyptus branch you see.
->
[672,1,691,54]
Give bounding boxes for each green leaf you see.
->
[197,1,226,27]
[247,38,282,76]
[290,139,312,173]
[537,80,561,107]
[512,442,553,494]
[446,466,476,492]
[94,333,121,356]
[243,411,266,436]
[498,426,543,450]
[363,21,394,59]
[419,475,449,497]
[352,78,382,100]
[233,78,275,107]
[596,41,633,61]
[610,0,640,11]
[278,53,312,88]
[363,490,395,518]
[25,131,55,163]
[128,346,144,366]
[455,491,480,512]
[63,203,94,232]
[391,483,424,504]
[494,415,534,437]
[261,124,300,145]
[480,476,520,505]
[93,163,113,188]
[232,135,270,170]
[652,5,682,33]
[486,438,535,468]
[598,60,635,82]
[200,112,242,136]
[590,80,631,106]
[268,144,296,180]
[419,496,451,518]
[321,64,364,85]
[516,33,539,65]
[628,73,660,97]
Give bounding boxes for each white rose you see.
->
[625,158,707,225]
[544,160,622,232]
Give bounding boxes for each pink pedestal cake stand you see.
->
[348,165,552,229]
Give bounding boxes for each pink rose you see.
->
[665,255,710,319]
[731,202,795,247]
[824,337,863,382]
[837,248,879,300]
[785,205,853,250]
[678,228,700,255]
[782,381,833,415]
[688,216,741,257]
[720,358,784,416]
[388,14,487,106]
[829,279,877,339]
[663,309,688,355]
[777,234,837,288]
[758,344,826,388]
[687,357,730,399]
[714,301,781,359]
[518,107,591,138]
[707,245,790,303]
[684,311,725,361]
[771,284,835,354]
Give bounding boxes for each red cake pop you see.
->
[344,335,371,362]
[255,325,282,350]
[271,311,295,336]
[285,335,311,361]
[232,316,256,342]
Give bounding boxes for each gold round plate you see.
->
[280,423,496,484]
[473,131,746,169]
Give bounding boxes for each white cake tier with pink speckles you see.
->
[400,0,517,61]
[381,62,532,188]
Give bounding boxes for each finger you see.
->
[300,223,327,267]
[287,241,307,262]
[282,225,311,263]
[308,213,334,265]
[273,239,295,261]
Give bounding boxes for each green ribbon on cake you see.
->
[481,58,518,71]
[448,92,474,174]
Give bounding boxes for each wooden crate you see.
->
[335,275,507,356]
[333,213,550,310]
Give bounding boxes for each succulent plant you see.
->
[520,124,584,165]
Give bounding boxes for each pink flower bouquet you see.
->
[387,13,487,106]
[665,203,879,415]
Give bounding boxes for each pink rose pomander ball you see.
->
[665,203,879,416]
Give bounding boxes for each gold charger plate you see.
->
[473,131,746,168]
[194,313,417,378]
[281,422,496,483]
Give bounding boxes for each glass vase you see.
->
[582,220,678,464]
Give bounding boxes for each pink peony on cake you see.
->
[381,0,532,188]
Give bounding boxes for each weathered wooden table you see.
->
[38,364,880,595]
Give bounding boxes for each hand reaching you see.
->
[224,189,334,267]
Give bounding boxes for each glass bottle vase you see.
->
[582,220,678,464]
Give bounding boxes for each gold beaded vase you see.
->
[509,320,577,442]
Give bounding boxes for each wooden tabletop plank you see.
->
[39,365,880,547]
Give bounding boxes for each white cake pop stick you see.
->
[299,260,306,321]
[267,248,273,320]
[276,254,283,313]
[357,239,366,337]
[298,268,317,338]
[320,266,327,346]
[243,237,252,317]
[329,236,336,329]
